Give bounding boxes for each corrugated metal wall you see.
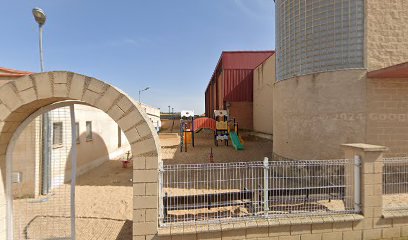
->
[223,69,253,102]
[204,51,274,117]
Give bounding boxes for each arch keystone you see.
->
[68,73,86,99]
[32,72,53,99]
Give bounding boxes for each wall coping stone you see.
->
[341,143,389,152]
[383,210,408,219]
[158,214,364,236]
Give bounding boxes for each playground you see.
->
[161,131,272,164]
[160,110,272,164]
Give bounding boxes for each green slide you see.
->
[230,132,244,150]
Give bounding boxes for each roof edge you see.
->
[367,62,408,78]
[205,50,275,91]
[0,67,33,75]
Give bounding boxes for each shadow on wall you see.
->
[64,132,132,187]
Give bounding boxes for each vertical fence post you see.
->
[263,157,269,216]
[342,144,388,219]
[69,104,77,240]
[354,155,361,213]
[158,161,164,226]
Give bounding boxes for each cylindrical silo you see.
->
[273,0,367,160]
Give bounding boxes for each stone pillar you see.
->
[342,144,387,220]
[132,155,159,240]
[0,154,6,240]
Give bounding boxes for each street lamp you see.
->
[168,105,171,114]
[138,87,150,104]
[32,7,46,72]
[32,7,52,195]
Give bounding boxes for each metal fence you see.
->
[159,158,359,226]
[383,157,408,211]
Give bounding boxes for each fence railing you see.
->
[383,157,408,211]
[159,158,359,226]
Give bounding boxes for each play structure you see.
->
[179,109,244,152]
[213,110,243,150]
[180,110,195,152]
[213,110,229,146]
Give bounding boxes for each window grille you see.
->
[86,121,93,141]
[52,122,63,146]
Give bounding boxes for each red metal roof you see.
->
[0,67,32,78]
[206,51,275,90]
[222,51,275,69]
[367,62,408,78]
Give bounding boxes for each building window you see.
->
[75,122,80,143]
[86,121,93,141]
[53,122,63,146]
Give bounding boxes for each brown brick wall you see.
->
[367,77,408,157]
[228,101,253,130]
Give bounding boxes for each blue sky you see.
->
[2,1,275,114]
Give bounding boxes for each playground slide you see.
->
[230,132,244,150]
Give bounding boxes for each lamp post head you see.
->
[144,87,150,91]
[32,7,46,26]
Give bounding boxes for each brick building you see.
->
[205,51,275,132]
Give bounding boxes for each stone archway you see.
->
[0,71,161,239]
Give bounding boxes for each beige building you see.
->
[140,103,161,132]
[273,0,408,160]
[11,100,131,198]
[253,54,275,135]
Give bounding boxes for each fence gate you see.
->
[6,103,78,240]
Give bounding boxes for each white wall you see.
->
[140,103,161,131]
[11,104,131,197]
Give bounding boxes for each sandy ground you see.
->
[13,159,133,240]
[161,129,273,164]
[13,130,272,239]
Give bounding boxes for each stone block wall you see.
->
[367,0,408,71]
[367,77,408,157]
